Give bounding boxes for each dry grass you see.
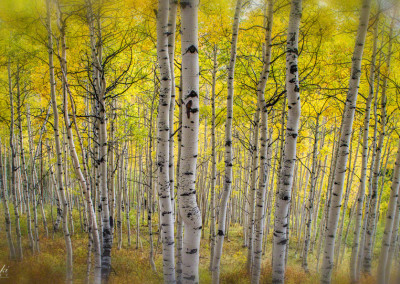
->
[0,208,384,283]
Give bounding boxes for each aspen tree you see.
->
[362,17,393,274]
[168,0,178,221]
[378,138,400,283]
[8,61,23,261]
[375,18,396,283]
[16,71,34,253]
[321,0,372,282]
[0,141,16,260]
[156,0,176,281]
[272,0,302,282]
[56,2,102,280]
[302,114,320,272]
[209,44,218,272]
[251,0,274,282]
[46,0,73,280]
[179,0,202,282]
[212,1,242,282]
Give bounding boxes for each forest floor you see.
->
[0,207,378,283]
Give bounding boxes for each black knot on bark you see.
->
[187,248,197,254]
[187,90,198,98]
[290,65,298,74]
[278,239,287,245]
[186,45,198,54]
[218,230,224,236]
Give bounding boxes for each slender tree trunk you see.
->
[46,0,73,280]
[271,0,302,282]
[251,1,274,282]
[377,136,400,284]
[302,114,320,272]
[16,71,34,253]
[212,1,242,282]
[156,1,176,281]
[209,44,218,272]
[321,0,371,282]
[7,61,23,261]
[362,17,392,274]
[178,1,202,282]
[0,141,16,259]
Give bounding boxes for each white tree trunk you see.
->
[156,0,176,281]
[375,19,395,283]
[251,1,274,282]
[57,4,101,280]
[46,0,73,280]
[302,114,320,272]
[320,0,371,282]
[271,0,302,282]
[211,1,242,282]
[378,137,400,284]
[179,1,202,282]
[209,44,218,272]
[0,141,16,260]
[168,0,178,222]
[362,18,393,274]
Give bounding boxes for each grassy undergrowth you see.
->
[0,206,381,283]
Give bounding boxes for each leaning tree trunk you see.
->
[251,0,274,282]
[178,1,202,282]
[0,141,16,260]
[320,0,371,282]
[209,44,218,272]
[46,0,73,281]
[302,114,320,272]
[377,138,400,284]
[271,0,302,282]
[16,74,34,253]
[8,61,23,261]
[362,17,392,274]
[57,3,101,281]
[156,0,176,281]
[375,19,395,284]
[211,1,242,282]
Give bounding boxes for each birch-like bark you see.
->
[7,60,23,260]
[247,110,260,269]
[57,3,101,280]
[168,0,178,222]
[375,20,395,283]
[321,0,371,282]
[156,0,176,281]
[179,1,202,282]
[209,44,218,272]
[0,141,16,259]
[378,137,400,283]
[212,1,242,282]
[302,114,320,272]
[335,131,360,267]
[362,17,392,274]
[176,76,183,282]
[16,72,34,253]
[272,0,302,282]
[349,11,379,280]
[26,106,41,251]
[86,0,113,278]
[251,1,274,282]
[46,0,73,280]
[385,193,400,281]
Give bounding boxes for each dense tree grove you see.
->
[0,0,399,283]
